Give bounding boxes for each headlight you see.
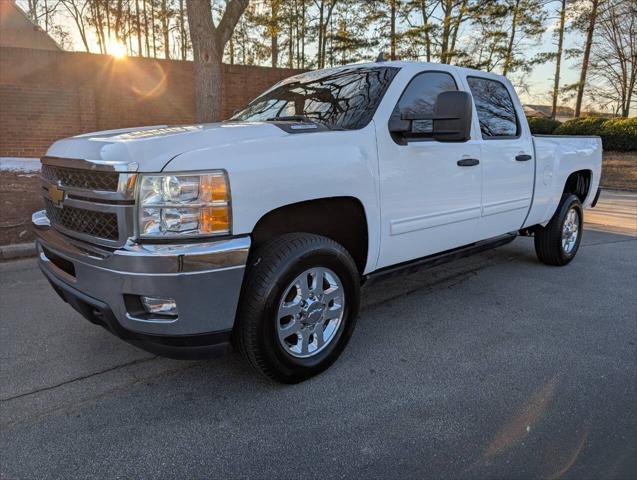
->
[138,172,230,238]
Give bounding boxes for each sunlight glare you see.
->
[109,40,128,59]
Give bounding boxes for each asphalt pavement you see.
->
[1,195,636,479]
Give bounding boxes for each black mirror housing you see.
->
[432,91,472,142]
[388,90,473,143]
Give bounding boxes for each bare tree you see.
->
[588,0,636,116]
[134,0,143,54]
[186,0,249,122]
[113,0,125,41]
[142,0,150,55]
[60,0,91,51]
[178,0,188,59]
[26,0,39,21]
[25,0,60,32]
[160,0,170,59]
[150,0,157,57]
[90,0,107,53]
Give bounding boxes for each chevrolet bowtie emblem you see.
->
[49,184,65,207]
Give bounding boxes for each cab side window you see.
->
[467,77,519,138]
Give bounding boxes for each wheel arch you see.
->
[250,196,370,275]
[535,168,592,229]
[562,169,593,203]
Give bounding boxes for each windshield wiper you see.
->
[265,115,344,131]
[266,115,315,123]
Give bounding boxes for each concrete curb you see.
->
[0,242,36,261]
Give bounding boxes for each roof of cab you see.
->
[327,60,510,84]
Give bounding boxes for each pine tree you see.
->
[551,0,567,119]
[573,0,602,117]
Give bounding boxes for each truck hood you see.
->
[46,122,289,172]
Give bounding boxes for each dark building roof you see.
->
[525,104,575,118]
[0,1,61,51]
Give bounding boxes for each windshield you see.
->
[230,66,400,130]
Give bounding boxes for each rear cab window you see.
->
[467,77,520,139]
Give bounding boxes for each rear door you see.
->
[375,70,483,269]
[465,76,535,238]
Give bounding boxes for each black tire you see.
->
[534,194,583,266]
[234,233,360,383]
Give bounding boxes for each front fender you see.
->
[164,123,381,271]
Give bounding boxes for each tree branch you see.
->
[217,0,250,47]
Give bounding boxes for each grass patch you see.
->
[601,151,637,191]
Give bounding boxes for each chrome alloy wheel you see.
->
[562,207,580,254]
[276,267,346,358]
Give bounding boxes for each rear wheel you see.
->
[234,233,360,383]
[534,194,583,266]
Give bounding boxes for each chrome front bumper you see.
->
[33,210,250,342]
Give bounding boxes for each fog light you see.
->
[141,296,178,316]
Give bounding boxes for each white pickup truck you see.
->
[33,61,602,382]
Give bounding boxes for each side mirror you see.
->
[432,91,472,142]
[388,90,473,143]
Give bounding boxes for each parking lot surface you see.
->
[1,205,636,479]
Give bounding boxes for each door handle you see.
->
[457,158,480,167]
[516,154,532,162]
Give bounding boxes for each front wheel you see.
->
[234,233,360,383]
[534,194,583,266]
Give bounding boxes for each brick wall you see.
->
[0,47,304,157]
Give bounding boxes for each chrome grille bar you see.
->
[42,164,120,191]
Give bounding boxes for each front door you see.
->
[375,70,483,269]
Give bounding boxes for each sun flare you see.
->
[108,40,128,59]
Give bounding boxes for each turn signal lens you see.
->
[125,174,138,193]
[200,206,230,234]
[200,174,228,203]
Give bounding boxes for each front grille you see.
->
[45,198,119,240]
[42,164,120,191]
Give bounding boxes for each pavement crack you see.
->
[1,361,204,429]
[0,356,157,402]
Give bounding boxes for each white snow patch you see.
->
[0,157,41,172]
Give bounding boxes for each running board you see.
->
[364,233,517,285]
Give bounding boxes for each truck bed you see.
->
[524,135,603,228]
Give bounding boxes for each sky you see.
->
[510,24,584,107]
